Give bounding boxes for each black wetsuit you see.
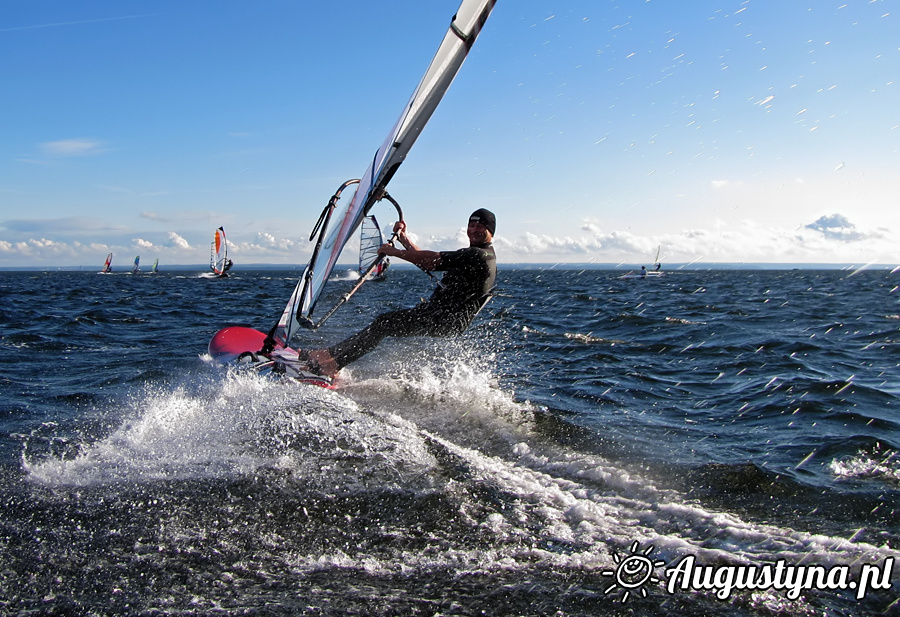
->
[326,242,496,370]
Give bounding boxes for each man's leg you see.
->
[331,306,441,368]
[310,303,457,376]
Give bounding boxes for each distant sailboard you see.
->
[100,253,113,274]
[618,246,665,279]
[210,227,233,278]
[131,256,140,274]
[618,270,664,280]
[208,0,497,386]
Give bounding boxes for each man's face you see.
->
[467,220,492,245]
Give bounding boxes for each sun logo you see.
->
[601,540,666,603]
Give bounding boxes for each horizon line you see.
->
[1,262,897,273]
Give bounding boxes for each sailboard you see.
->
[618,270,664,280]
[210,227,233,278]
[617,246,665,279]
[150,258,159,273]
[100,253,113,274]
[207,0,497,386]
[373,259,389,281]
[359,216,389,281]
[131,256,140,274]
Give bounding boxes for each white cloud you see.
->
[168,232,191,250]
[0,213,895,268]
[40,139,105,157]
[257,232,277,246]
[0,237,76,259]
[249,231,302,252]
[804,213,867,242]
[492,214,897,264]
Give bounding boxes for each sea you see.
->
[1,266,898,616]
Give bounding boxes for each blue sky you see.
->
[2,0,898,268]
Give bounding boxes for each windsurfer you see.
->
[305,209,497,378]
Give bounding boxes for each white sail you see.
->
[652,245,663,274]
[271,0,496,345]
[358,216,385,275]
[210,227,228,275]
[100,253,112,273]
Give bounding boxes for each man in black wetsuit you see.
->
[306,208,497,378]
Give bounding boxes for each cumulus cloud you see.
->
[0,210,895,267]
[257,232,277,246]
[168,232,191,250]
[210,231,311,262]
[496,230,614,256]
[401,230,468,253]
[0,237,75,259]
[804,213,866,242]
[252,231,302,252]
[491,212,896,265]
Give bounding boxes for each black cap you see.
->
[469,208,496,235]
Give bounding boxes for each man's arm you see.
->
[395,222,420,251]
[379,244,441,271]
[379,220,441,270]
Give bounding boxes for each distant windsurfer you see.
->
[304,209,497,378]
[374,258,389,281]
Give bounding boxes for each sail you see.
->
[358,216,384,275]
[210,227,228,275]
[151,258,159,273]
[270,0,496,345]
[131,256,140,274]
[101,253,112,273]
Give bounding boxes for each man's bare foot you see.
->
[308,349,339,378]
